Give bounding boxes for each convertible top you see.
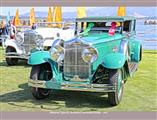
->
[76,16,136,22]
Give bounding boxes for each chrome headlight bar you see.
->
[50,39,64,63]
[35,35,44,50]
[15,32,24,45]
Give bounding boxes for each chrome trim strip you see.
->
[60,87,115,92]
[5,52,22,55]
[28,79,115,92]
[5,53,29,59]
[5,56,29,59]
[61,82,114,88]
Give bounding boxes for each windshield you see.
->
[36,22,75,30]
[77,21,122,34]
[16,26,31,33]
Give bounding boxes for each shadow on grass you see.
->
[0,83,113,110]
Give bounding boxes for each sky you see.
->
[0,7,97,16]
[0,7,157,17]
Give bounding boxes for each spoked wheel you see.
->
[108,69,124,106]
[30,65,52,99]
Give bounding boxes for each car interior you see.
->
[78,22,123,34]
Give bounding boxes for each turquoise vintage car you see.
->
[28,16,142,106]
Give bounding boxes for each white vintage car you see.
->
[5,23,75,65]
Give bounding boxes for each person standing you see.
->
[1,20,9,35]
[1,20,9,48]
[31,23,36,30]
[0,23,3,45]
[8,20,17,39]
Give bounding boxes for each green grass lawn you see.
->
[0,47,157,112]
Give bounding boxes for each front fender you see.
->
[5,39,23,54]
[130,40,142,62]
[102,53,126,69]
[28,51,51,65]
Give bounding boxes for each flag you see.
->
[117,6,126,16]
[47,7,53,27]
[53,6,62,28]
[77,7,87,29]
[77,7,86,18]
[13,9,19,26]
[30,8,36,26]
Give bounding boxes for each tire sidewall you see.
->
[116,69,124,102]
[108,69,124,105]
[30,65,51,99]
[6,47,18,65]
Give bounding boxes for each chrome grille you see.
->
[23,31,36,54]
[64,42,90,79]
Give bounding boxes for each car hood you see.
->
[81,33,123,45]
[35,28,74,40]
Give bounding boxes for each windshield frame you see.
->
[75,21,124,35]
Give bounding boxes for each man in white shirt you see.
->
[8,20,17,39]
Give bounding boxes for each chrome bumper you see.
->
[28,79,115,92]
[5,52,29,59]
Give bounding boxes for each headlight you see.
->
[51,39,64,62]
[16,33,24,45]
[82,47,98,63]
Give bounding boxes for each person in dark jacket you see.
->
[1,21,9,48]
[0,24,3,45]
[31,23,36,30]
[2,23,9,35]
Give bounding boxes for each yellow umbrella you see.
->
[117,6,126,26]
[117,6,126,16]
[77,7,86,18]
[30,8,36,26]
[47,7,53,27]
[77,7,87,29]
[53,6,62,28]
[13,9,19,26]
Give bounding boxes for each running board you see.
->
[5,53,29,59]
[128,62,138,77]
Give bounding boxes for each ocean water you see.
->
[136,20,157,50]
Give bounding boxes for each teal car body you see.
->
[28,16,142,105]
